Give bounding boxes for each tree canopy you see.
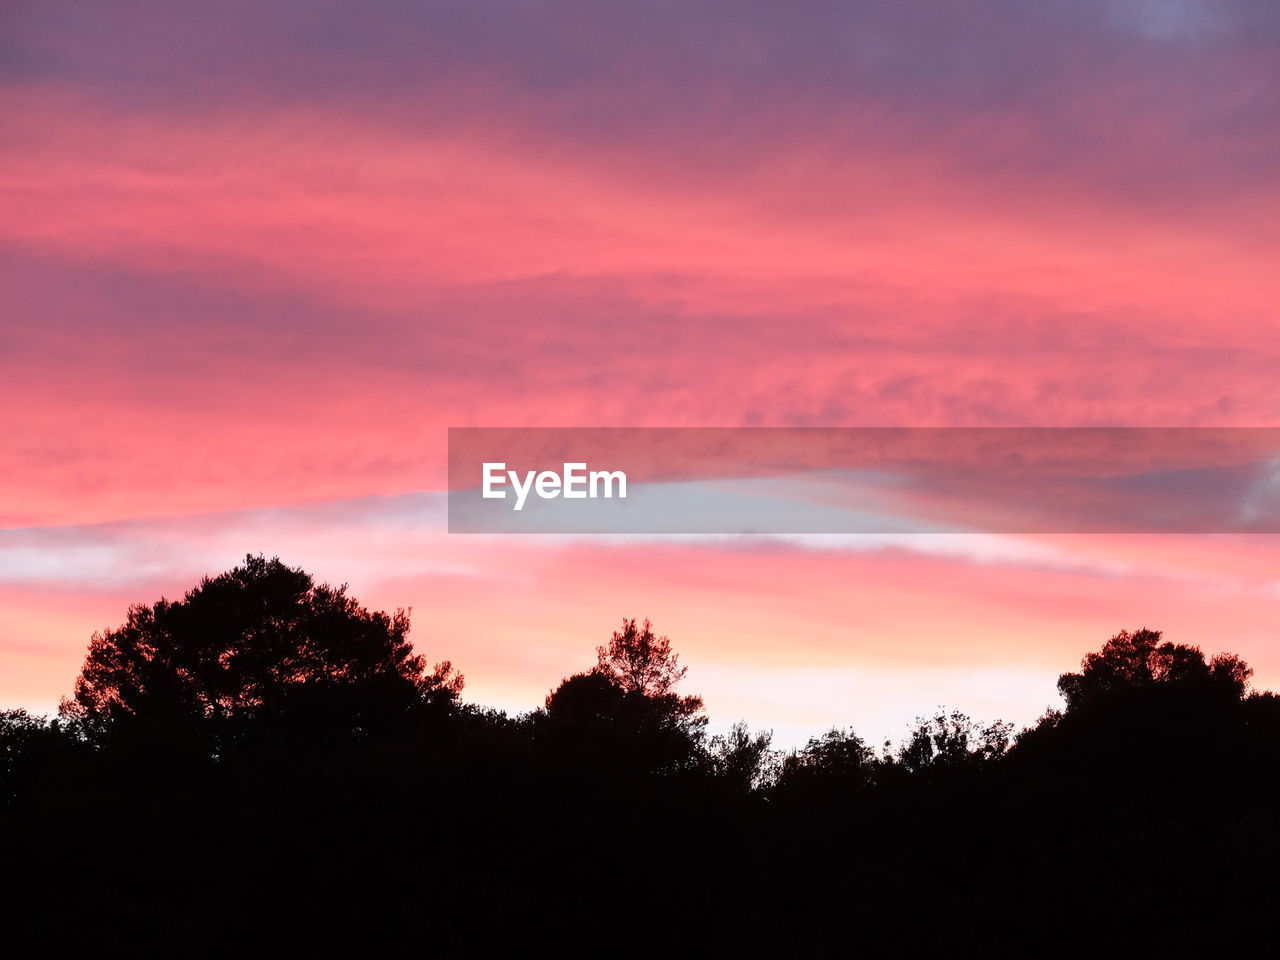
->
[61,554,462,746]
[540,617,709,775]
[594,618,687,695]
[1056,627,1251,711]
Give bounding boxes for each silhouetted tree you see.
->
[595,617,705,710]
[707,720,775,791]
[1056,627,1250,711]
[776,726,876,796]
[592,617,706,731]
[543,670,632,731]
[896,709,1013,773]
[541,670,705,777]
[539,618,709,775]
[1016,628,1261,806]
[61,554,462,750]
[0,709,78,805]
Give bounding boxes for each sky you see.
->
[3,1,1279,747]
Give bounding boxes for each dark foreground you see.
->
[3,558,1277,955]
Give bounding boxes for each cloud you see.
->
[4,494,1280,744]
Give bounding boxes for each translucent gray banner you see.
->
[447,428,1280,533]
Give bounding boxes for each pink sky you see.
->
[3,1,1279,745]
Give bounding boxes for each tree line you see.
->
[3,554,1278,954]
